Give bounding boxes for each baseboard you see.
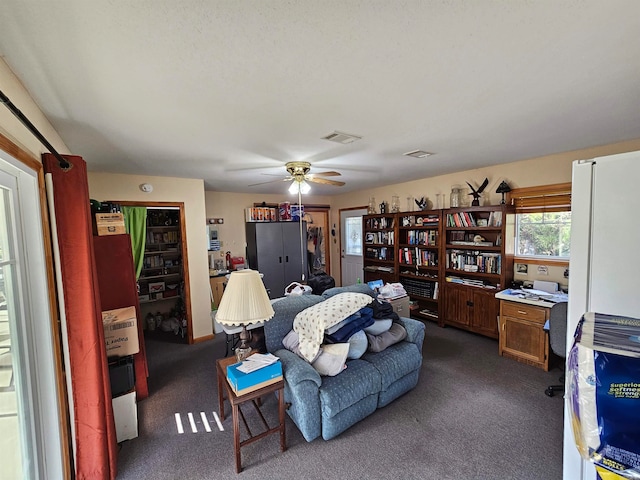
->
[192,333,215,344]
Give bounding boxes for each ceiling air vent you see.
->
[322,131,362,144]
[403,150,434,158]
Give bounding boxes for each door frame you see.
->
[109,201,194,344]
[339,206,367,286]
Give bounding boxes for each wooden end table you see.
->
[216,356,286,473]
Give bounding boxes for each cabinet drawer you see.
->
[501,302,546,324]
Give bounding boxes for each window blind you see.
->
[508,182,572,213]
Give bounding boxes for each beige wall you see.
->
[327,139,640,286]
[204,191,332,261]
[88,172,213,340]
[0,58,68,159]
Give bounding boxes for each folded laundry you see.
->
[325,307,374,343]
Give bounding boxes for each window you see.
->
[345,216,362,256]
[516,211,571,258]
[509,182,571,262]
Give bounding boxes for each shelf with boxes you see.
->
[396,211,443,325]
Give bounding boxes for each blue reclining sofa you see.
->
[264,284,425,442]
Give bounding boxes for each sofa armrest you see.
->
[275,349,322,388]
[396,316,425,349]
[274,348,323,442]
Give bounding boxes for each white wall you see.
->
[88,172,213,340]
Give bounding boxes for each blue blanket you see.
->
[325,307,374,343]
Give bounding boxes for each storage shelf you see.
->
[144,249,181,255]
[139,272,182,281]
[140,296,180,304]
[445,244,500,251]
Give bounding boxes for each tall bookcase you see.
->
[362,213,397,285]
[361,205,514,339]
[396,211,443,325]
[442,205,514,338]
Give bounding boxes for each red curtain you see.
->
[43,154,117,480]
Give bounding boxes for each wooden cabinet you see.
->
[443,282,500,338]
[210,275,226,309]
[442,205,514,338]
[498,300,550,370]
[396,211,443,324]
[362,213,397,285]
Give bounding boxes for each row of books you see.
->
[446,211,503,228]
[365,231,394,245]
[399,247,438,266]
[402,278,439,299]
[403,229,438,246]
[445,250,502,274]
[365,247,394,261]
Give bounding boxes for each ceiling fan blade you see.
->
[248,178,290,187]
[307,177,345,187]
[309,171,341,177]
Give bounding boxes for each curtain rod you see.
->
[0,89,71,170]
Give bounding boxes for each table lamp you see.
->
[215,269,275,362]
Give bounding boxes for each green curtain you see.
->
[122,206,147,279]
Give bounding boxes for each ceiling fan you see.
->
[249,161,345,193]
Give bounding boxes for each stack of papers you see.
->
[236,352,279,374]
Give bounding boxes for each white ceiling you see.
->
[1,1,640,195]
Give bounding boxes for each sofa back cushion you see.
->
[321,283,377,299]
[264,294,324,353]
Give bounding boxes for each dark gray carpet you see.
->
[116,322,563,479]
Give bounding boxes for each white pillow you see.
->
[312,343,350,376]
[294,292,372,362]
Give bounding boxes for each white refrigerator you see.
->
[565,151,640,479]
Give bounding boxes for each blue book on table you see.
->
[226,360,283,393]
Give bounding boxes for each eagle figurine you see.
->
[466,178,489,206]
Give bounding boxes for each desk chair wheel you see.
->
[545,385,563,397]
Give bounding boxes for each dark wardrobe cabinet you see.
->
[245,222,307,298]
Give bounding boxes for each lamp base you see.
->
[235,325,252,362]
[235,345,252,362]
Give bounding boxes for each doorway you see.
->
[112,202,193,344]
[340,207,367,286]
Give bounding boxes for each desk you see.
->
[496,295,551,371]
[216,356,286,473]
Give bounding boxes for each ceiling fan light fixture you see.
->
[289,179,311,195]
[403,150,434,158]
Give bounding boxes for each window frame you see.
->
[508,182,572,267]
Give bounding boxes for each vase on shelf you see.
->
[368,197,377,214]
[391,195,400,213]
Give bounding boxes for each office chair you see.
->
[545,301,568,397]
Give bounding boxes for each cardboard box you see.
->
[112,391,138,442]
[226,360,282,395]
[95,213,126,236]
[387,295,410,317]
[291,204,304,222]
[102,306,139,357]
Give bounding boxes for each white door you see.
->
[0,155,64,479]
[340,208,367,286]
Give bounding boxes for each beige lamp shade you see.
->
[215,269,274,327]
